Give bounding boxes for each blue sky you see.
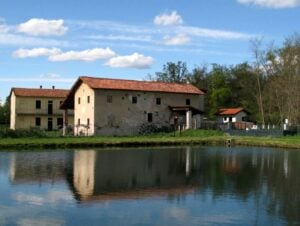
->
[1,0,300,102]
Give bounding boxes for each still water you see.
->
[0,146,299,226]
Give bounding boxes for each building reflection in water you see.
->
[6,147,299,224]
[70,147,200,202]
[9,152,72,185]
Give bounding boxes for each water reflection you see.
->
[70,148,200,202]
[2,147,300,225]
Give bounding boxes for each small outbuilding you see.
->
[217,108,249,124]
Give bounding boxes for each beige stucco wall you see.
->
[10,92,74,130]
[10,92,16,129]
[74,83,95,136]
[74,87,204,136]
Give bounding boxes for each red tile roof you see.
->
[217,108,245,115]
[11,88,69,98]
[80,76,204,95]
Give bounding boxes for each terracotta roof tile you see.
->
[217,108,245,115]
[12,88,69,98]
[80,76,204,95]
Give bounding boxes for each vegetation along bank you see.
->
[0,129,299,150]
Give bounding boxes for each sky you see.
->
[1,0,300,102]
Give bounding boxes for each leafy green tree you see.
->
[151,61,189,83]
[0,96,10,125]
[207,64,232,118]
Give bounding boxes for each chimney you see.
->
[40,85,43,89]
[52,86,55,89]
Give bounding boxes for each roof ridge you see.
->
[79,76,194,85]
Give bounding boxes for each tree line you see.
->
[149,34,300,125]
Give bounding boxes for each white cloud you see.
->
[177,26,253,40]
[154,11,183,26]
[0,33,69,47]
[13,48,61,58]
[87,34,152,42]
[237,0,300,8]
[48,47,116,62]
[39,73,61,79]
[17,18,68,36]
[105,52,154,69]
[163,34,191,45]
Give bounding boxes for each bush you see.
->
[0,127,48,138]
[138,124,173,135]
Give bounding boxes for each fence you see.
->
[200,121,299,137]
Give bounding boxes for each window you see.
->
[107,95,112,103]
[36,100,41,109]
[156,98,161,105]
[132,96,137,104]
[78,118,80,125]
[59,101,63,106]
[35,117,41,126]
[186,99,191,105]
[87,118,90,126]
[229,117,232,122]
[78,97,81,104]
[224,117,227,121]
[48,101,53,115]
[87,96,90,103]
[57,118,63,128]
[48,118,53,131]
[147,113,153,122]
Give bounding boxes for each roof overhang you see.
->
[169,106,203,115]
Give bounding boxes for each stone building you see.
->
[10,87,73,131]
[61,76,204,136]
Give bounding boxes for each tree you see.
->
[0,96,10,125]
[207,64,232,118]
[151,61,189,83]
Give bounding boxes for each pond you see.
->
[0,146,299,226]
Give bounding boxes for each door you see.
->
[48,118,53,131]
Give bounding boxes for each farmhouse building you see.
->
[61,76,204,136]
[10,87,74,131]
[217,108,249,124]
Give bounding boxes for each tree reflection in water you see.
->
[6,147,300,225]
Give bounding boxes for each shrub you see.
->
[138,124,173,135]
[0,127,48,138]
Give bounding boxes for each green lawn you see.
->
[0,129,299,150]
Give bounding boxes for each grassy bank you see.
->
[0,129,299,150]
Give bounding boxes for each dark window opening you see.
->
[57,118,63,128]
[87,118,90,126]
[78,118,80,125]
[107,95,112,103]
[48,100,53,115]
[48,118,53,131]
[229,117,233,122]
[148,113,153,122]
[132,96,137,104]
[78,97,81,104]
[186,99,190,105]
[87,96,90,103]
[156,98,161,105]
[35,117,41,126]
[36,100,41,109]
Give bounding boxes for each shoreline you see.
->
[0,135,299,150]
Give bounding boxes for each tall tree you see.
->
[0,96,10,125]
[151,61,189,83]
[207,64,232,118]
